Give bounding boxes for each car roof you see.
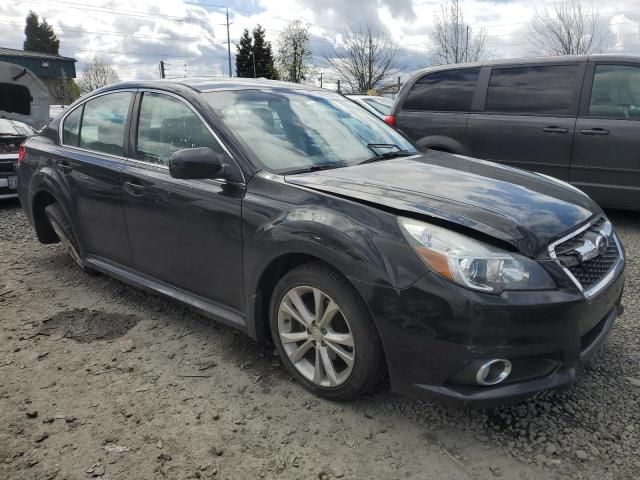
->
[99,77,329,94]
[407,53,640,78]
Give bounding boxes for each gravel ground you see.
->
[1,199,639,480]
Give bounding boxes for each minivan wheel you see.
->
[269,263,384,400]
[44,203,95,274]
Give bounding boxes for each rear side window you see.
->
[136,92,224,166]
[62,106,82,146]
[78,92,133,156]
[589,64,640,119]
[403,68,480,112]
[485,65,578,115]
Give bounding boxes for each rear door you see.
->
[571,61,640,208]
[466,62,585,181]
[395,67,481,153]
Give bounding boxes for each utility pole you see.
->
[225,8,232,77]
[159,60,165,79]
[337,79,341,94]
[252,50,256,78]
[465,26,470,63]
[397,76,401,96]
[319,72,323,88]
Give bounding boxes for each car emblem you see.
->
[595,234,609,256]
[574,233,609,262]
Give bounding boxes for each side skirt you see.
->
[85,255,248,333]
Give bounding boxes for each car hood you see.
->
[284,151,599,257]
[0,62,50,128]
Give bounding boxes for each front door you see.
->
[467,63,584,181]
[571,62,640,208]
[121,91,246,312]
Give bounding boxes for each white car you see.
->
[0,61,49,199]
[346,95,393,119]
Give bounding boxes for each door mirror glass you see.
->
[168,147,226,180]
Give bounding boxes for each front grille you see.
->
[552,218,621,293]
[567,242,620,290]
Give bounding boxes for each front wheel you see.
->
[269,263,384,400]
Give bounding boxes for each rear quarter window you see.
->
[62,106,82,146]
[402,68,480,112]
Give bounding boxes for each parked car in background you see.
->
[388,55,640,210]
[347,95,393,119]
[18,78,624,407]
[0,119,34,199]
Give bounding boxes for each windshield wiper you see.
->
[358,149,415,165]
[284,163,344,175]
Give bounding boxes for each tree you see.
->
[529,0,615,55]
[327,24,397,94]
[276,20,314,83]
[77,57,120,94]
[252,25,279,80]
[235,29,254,78]
[23,11,60,55]
[429,0,486,65]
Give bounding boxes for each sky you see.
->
[1,0,639,88]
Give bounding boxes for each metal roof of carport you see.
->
[0,47,76,79]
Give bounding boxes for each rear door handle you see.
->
[580,128,609,136]
[56,159,72,174]
[542,126,569,134]
[123,180,146,196]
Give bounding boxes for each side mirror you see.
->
[168,147,227,180]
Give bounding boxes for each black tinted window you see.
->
[79,92,132,156]
[62,106,82,146]
[486,65,578,115]
[403,68,480,112]
[589,64,640,119]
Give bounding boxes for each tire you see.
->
[44,203,96,275]
[269,262,384,400]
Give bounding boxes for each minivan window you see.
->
[403,68,480,112]
[136,92,225,166]
[485,65,578,115]
[62,106,82,146]
[589,64,640,119]
[78,92,132,156]
[205,89,416,174]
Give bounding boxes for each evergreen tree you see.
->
[235,29,254,78]
[252,25,278,80]
[23,11,60,55]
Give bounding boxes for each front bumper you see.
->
[351,260,625,408]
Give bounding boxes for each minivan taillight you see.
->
[384,115,396,127]
[18,144,26,163]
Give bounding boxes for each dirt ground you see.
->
[1,198,639,480]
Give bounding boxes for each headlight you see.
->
[398,217,555,294]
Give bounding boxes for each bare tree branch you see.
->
[276,20,314,83]
[77,57,120,94]
[429,0,487,65]
[326,24,398,94]
[529,0,616,55]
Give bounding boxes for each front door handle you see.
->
[580,128,610,136]
[542,126,569,134]
[56,159,72,174]
[123,180,146,196]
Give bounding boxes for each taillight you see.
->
[18,144,26,163]
[384,115,396,127]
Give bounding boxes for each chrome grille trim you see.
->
[547,216,624,299]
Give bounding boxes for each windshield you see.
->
[205,89,416,174]
[362,97,393,116]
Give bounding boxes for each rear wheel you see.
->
[44,203,96,275]
[269,263,384,400]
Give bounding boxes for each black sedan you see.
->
[17,78,624,407]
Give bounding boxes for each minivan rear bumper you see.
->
[351,262,625,408]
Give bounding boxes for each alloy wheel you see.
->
[277,286,355,387]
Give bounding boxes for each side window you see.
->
[79,92,132,156]
[589,64,640,119]
[403,68,480,112]
[136,92,224,166]
[62,106,82,146]
[485,65,578,115]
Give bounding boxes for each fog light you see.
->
[475,359,512,386]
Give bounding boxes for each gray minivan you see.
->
[388,55,640,210]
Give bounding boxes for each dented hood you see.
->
[0,61,50,128]
[284,151,599,257]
